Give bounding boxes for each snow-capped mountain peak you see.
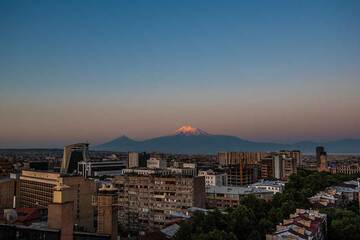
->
[175,125,209,136]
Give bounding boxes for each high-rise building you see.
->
[260,153,298,180]
[218,152,263,166]
[78,159,126,178]
[226,164,258,186]
[316,146,325,162]
[61,143,90,174]
[95,184,118,240]
[146,157,167,169]
[48,183,74,240]
[114,174,205,231]
[18,170,96,232]
[0,177,15,209]
[128,152,149,168]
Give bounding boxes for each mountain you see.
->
[94,126,360,154]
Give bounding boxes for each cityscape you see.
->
[1,1,360,240]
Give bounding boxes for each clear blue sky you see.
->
[1,0,359,147]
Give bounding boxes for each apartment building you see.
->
[206,185,273,208]
[113,174,205,231]
[218,152,264,166]
[18,170,96,232]
[260,153,298,181]
[226,163,258,186]
[198,169,227,186]
[0,177,15,209]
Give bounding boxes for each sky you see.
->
[0,0,360,148]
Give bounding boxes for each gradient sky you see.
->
[1,0,360,148]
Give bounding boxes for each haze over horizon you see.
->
[1,0,360,148]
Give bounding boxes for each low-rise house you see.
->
[250,180,285,194]
[266,209,327,240]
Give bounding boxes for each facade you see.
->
[0,178,15,209]
[18,170,96,232]
[250,180,285,194]
[318,153,329,172]
[128,152,149,168]
[206,185,273,208]
[60,143,90,174]
[280,150,301,166]
[218,152,264,166]
[261,154,297,180]
[226,163,258,186]
[0,159,14,177]
[147,158,167,169]
[78,160,126,178]
[309,185,359,207]
[113,174,205,231]
[266,209,327,240]
[316,146,325,163]
[198,169,227,186]
[95,184,118,240]
[330,160,360,175]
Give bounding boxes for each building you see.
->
[316,146,325,163]
[266,209,327,240]
[48,183,75,240]
[94,184,118,240]
[309,183,360,207]
[281,155,297,180]
[147,157,167,169]
[318,153,329,172]
[113,174,205,231]
[250,180,285,194]
[329,160,360,175]
[198,169,227,186]
[128,152,149,168]
[0,159,14,177]
[0,177,15,209]
[218,152,264,166]
[78,159,126,178]
[60,143,90,174]
[226,163,258,186]
[18,170,96,232]
[206,185,273,208]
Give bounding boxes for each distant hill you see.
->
[94,126,360,154]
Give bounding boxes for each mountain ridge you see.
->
[94,126,360,154]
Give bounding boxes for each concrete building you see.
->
[250,180,285,194]
[261,153,297,181]
[128,152,149,168]
[226,163,258,186]
[0,177,15,209]
[113,174,205,231]
[330,160,360,175]
[48,183,74,240]
[316,146,325,162]
[266,209,327,240]
[95,184,118,240]
[18,170,96,232]
[78,159,126,178]
[206,185,273,208]
[198,169,227,186]
[318,153,329,172]
[218,152,264,166]
[0,159,14,177]
[60,143,90,174]
[147,157,167,169]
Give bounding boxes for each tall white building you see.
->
[198,169,227,186]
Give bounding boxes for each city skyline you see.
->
[1,0,360,147]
